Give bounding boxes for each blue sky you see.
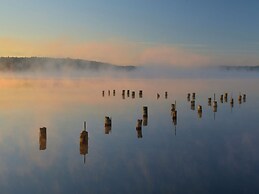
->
[1,0,259,66]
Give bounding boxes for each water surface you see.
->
[0,76,258,194]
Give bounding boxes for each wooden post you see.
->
[39,127,47,150]
[187,93,191,101]
[208,98,212,106]
[192,93,196,100]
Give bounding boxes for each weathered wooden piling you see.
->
[108,90,110,96]
[122,90,125,99]
[157,93,160,99]
[80,122,88,163]
[139,90,143,98]
[143,106,148,126]
[187,93,191,101]
[213,101,217,113]
[105,116,112,127]
[192,93,196,100]
[165,92,168,99]
[132,91,135,99]
[136,119,142,128]
[208,98,212,106]
[213,105,217,113]
[172,110,177,120]
[113,90,115,96]
[224,93,228,102]
[220,95,224,103]
[213,101,217,107]
[143,106,148,117]
[127,90,130,97]
[102,90,105,97]
[39,127,47,150]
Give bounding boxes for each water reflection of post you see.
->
[171,106,177,135]
[143,106,148,126]
[213,101,217,120]
[191,100,195,110]
[39,127,47,150]
[136,119,143,138]
[243,94,246,102]
[104,116,112,134]
[197,105,202,118]
[80,121,88,164]
[230,97,234,112]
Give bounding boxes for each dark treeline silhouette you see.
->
[0,57,136,72]
[220,65,259,72]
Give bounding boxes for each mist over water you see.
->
[0,60,259,194]
[1,64,259,80]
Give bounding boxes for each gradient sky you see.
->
[1,0,259,66]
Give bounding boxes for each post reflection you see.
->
[143,106,148,126]
[191,100,195,110]
[171,104,177,135]
[80,121,88,164]
[136,119,143,138]
[39,127,47,150]
[197,105,202,118]
[104,116,112,134]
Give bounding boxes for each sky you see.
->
[0,0,259,67]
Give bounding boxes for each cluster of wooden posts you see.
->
[187,92,247,119]
[102,89,143,99]
[102,89,173,100]
[39,90,247,163]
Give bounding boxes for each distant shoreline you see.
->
[220,65,259,71]
[0,57,136,72]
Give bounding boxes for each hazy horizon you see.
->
[1,1,259,67]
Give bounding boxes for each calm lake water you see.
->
[0,75,259,194]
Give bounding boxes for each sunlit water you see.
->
[0,74,259,194]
